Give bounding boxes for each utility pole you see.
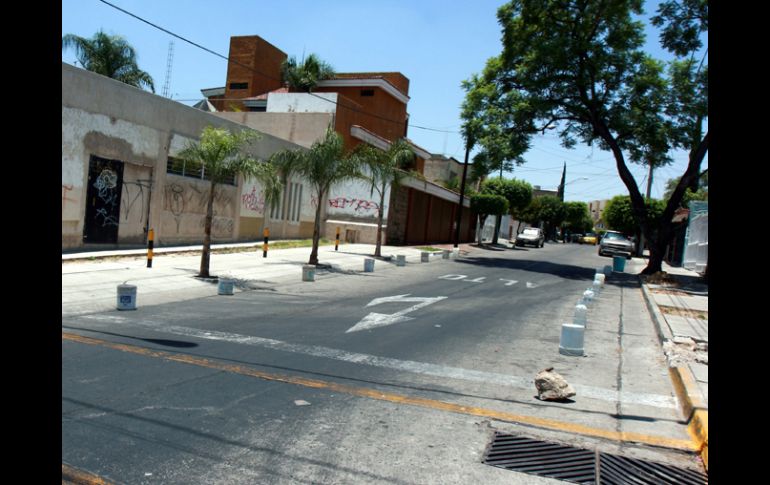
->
[638,163,654,257]
[453,142,472,248]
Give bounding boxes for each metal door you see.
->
[83,156,124,244]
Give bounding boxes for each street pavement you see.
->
[62,239,708,483]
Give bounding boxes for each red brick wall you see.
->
[224,36,286,111]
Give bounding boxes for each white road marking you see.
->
[500,279,519,286]
[346,294,448,333]
[92,319,676,409]
[438,274,467,280]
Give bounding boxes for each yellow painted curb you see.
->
[669,366,708,470]
[62,463,116,485]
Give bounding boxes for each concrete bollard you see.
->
[117,284,137,311]
[582,288,595,303]
[364,258,375,272]
[302,264,315,282]
[442,249,450,259]
[396,255,406,267]
[218,279,234,295]
[452,248,460,258]
[559,323,585,356]
[421,251,430,263]
[594,273,606,286]
[573,303,587,327]
[592,278,602,295]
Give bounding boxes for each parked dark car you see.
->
[515,227,545,248]
[598,231,634,259]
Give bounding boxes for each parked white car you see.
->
[515,227,545,248]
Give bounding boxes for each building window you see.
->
[360,89,374,97]
[271,182,302,222]
[229,82,248,90]
[166,157,236,186]
[248,106,267,112]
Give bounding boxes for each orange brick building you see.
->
[202,35,475,245]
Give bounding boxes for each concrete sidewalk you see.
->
[629,257,709,470]
[62,241,471,316]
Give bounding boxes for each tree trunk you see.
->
[199,183,216,278]
[374,185,385,257]
[477,215,486,245]
[309,188,324,265]
[492,214,501,244]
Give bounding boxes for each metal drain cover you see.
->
[482,431,707,484]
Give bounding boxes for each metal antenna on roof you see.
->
[162,40,174,98]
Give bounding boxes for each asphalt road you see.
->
[62,243,702,484]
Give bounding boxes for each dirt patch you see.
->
[658,304,708,320]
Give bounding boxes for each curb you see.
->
[640,279,708,471]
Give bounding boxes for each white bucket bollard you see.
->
[302,264,315,281]
[218,279,234,295]
[117,284,137,311]
[559,323,585,356]
[364,258,375,272]
[582,288,595,303]
[594,273,606,286]
[442,249,450,259]
[573,303,587,327]
[396,255,406,267]
[421,252,430,263]
[592,278,602,295]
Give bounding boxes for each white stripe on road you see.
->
[77,315,677,409]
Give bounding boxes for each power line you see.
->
[97,0,458,135]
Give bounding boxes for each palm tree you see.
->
[352,139,415,257]
[177,126,282,278]
[280,53,335,93]
[270,127,364,265]
[62,30,155,92]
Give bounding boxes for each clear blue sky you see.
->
[62,0,707,203]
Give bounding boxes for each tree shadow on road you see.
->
[456,256,597,281]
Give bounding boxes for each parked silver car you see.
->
[598,231,634,259]
[515,227,545,248]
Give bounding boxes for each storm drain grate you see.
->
[482,432,707,484]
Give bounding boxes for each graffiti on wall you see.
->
[94,168,120,227]
[241,186,266,213]
[121,178,152,223]
[61,184,76,218]
[163,180,235,234]
[328,196,380,214]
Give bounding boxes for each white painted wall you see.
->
[326,171,388,221]
[267,93,338,113]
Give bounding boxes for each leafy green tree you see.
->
[460,56,530,180]
[281,53,335,92]
[480,177,532,243]
[603,195,665,237]
[62,30,155,92]
[352,139,416,257]
[177,126,281,278]
[563,202,592,234]
[464,0,707,274]
[270,127,364,265]
[664,172,708,207]
[470,194,509,245]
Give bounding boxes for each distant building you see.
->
[588,199,610,229]
[197,35,475,245]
